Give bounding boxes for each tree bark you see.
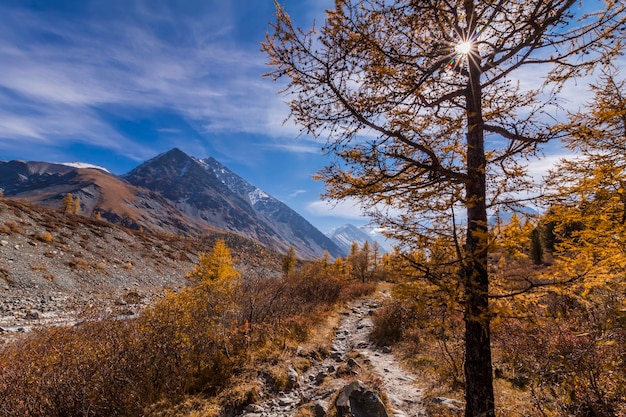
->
[462,2,495,416]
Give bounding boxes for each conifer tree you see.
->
[187,239,240,285]
[530,227,543,266]
[264,2,625,415]
[546,70,626,288]
[60,193,74,214]
[281,245,297,277]
[73,196,81,214]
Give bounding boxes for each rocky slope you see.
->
[0,198,281,341]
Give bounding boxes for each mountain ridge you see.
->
[0,148,342,259]
[326,223,386,256]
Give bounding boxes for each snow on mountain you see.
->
[199,155,344,259]
[59,162,110,173]
[249,188,271,206]
[326,224,386,256]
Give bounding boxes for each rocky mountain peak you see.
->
[1,148,343,260]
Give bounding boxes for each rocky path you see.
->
[239,291,426,417]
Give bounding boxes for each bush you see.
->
[0,242,376,417]
[371,302,412,345]
[36,231,53,243]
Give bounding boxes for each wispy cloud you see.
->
[306,197,369,220]
[0,0,308,162]
[289,189,308,198]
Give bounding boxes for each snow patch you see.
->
[249,188,270,205]
[60,162,110,173]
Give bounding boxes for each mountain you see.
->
[326,224,386,256]
[0,160,200,235]
[488,205,540,226]
[199,156,344,259]
[0,149,342,259]
[122,148,343,259]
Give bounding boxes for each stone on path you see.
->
[335,380,388,417]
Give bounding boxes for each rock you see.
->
[314,400,329,417]
[382,346,392,354]
[0,240,8,246]
[288,366,299,382]
[315,371,327,385]
[278,396,294,406]
[347,358,361,368]
[24,310,39,320]
[431,397,463,411]
[336,380,388,417]
[244,404,264,413]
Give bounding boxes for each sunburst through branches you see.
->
[448,21,489,70]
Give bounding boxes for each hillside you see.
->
[0,198,282,338]
[0,149,343,259]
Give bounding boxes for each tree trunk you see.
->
[464,90,495,417]
[462,2,495,416]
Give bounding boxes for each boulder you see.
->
[336,380,388,417]
[314,400,329,417]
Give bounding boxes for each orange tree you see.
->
[263,1,625,415]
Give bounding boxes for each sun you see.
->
[455,40,472,55]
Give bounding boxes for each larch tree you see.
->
[73,196,81,215]
[60,193,75,214]
[263,1,625,415]
[545,69,626,293]
[282,245,298,277]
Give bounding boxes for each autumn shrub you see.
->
[0,240,375,417]
[493,288,626,417]
[68,257,89,269]
[339,280,377,301]
[0,221,24,235]
[36,231,53,243]
[370,301,412,345]
[371,283,465,390]
[0,319,142,417]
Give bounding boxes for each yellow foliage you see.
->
[186,239,240,284]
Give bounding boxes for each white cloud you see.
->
[306,197,369,220]
[289,189,308,198]
[0,1,308,157]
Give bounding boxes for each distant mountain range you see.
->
[0,148,343,260]
[326,224,387,256]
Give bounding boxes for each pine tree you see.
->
[546,70,626,290]
[530,227,543,266]
[186,239,240,285]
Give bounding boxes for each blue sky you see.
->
[0,0,370,233]
[0,1,620,234]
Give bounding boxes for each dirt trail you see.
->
[238,290,426,417]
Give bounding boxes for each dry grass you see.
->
[0,258,377,417]
[0,221,24,235]
[35,231,53,242]
[68,257,89,269]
